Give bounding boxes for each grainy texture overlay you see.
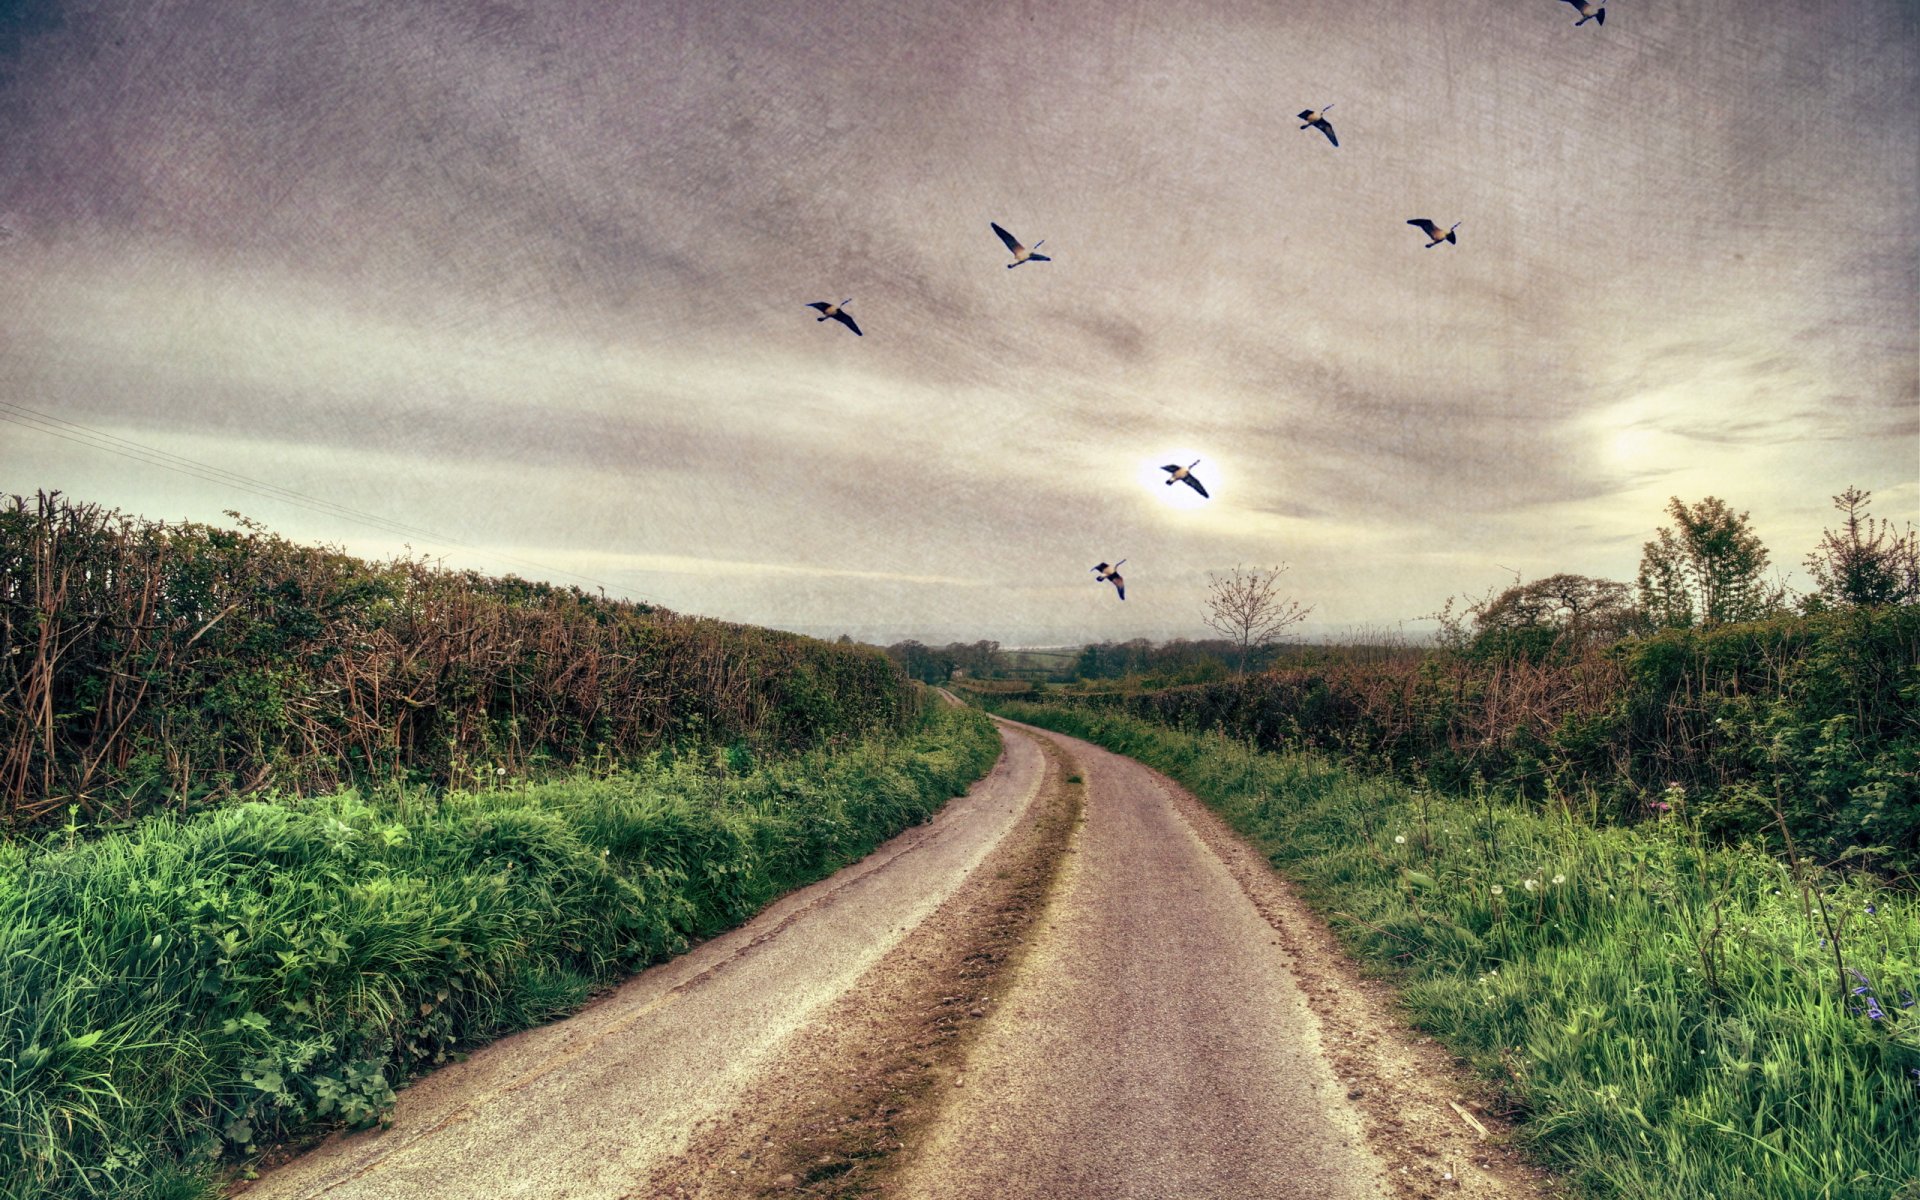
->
[1,1,1912,642]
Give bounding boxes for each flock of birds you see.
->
[802,1,1611,604]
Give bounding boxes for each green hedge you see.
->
[1,492,918,830]
[1055,607,1920,876]
[993,702,1920,1200]
[0,703,1000,1200]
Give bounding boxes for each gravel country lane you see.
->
[891,724,1391,1200]
[236,725,1049,1200]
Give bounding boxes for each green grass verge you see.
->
[0,703,1000,1200]
[991,701,1920,1200]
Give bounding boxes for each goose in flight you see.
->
[991,222,1051,268]
[1297,106,1338,147]
[1559,0,1605,25]
[1407,219,1461,248]
[1162,460,1210,498]
[805,298,862,336]
[1091,560,1127,601]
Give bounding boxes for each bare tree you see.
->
[1202,564,1313,674]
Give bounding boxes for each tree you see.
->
[1469,573,1638,661]
[1805,486,1920,609]
[884,640,954,684]
[1201,564,1312,674]
[1636,496,1780,628]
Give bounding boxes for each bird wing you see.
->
[1114,579,1126,601]
[1027,252,1051,263]
[1408,219,1439,235]
[805,301,829,312]
[1315,121,1338,146]
[990,222,1021,252]
[1092,563,1109,574]
[1559,0,1581,7]
[1184,476,1210,498]
[834,310,863,336]
[1296,109,1316,120]
[1594,8,1604,23]
[1161,464,1181,473]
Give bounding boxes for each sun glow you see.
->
[1137,449,1221,511]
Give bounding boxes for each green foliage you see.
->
[1804,487,1920,611]
[995,703,1920,1200]
[1638,496,1781,629]
[0,704,999,1200]
[1018,607,1920,877]
[0,492,918,831]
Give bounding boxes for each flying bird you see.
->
[1559,0,1605,25]
[1297,106,1338,147]
[1407,219,1461,248]
[1091,560,1127,601]
[1162,460,1210,498]
[991,222,1051,268]
[805,299,862,336]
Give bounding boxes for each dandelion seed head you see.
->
[1552,874,1566,885]
[1394,835,1407,845]
[1490,885,1505,896]
[1524,879,1538,892]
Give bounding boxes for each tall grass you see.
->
[994,702,1920,1200]
[0,703,1000,1200]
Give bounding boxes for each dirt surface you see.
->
[647,727,1083,1197]
[889,725,1388,1199]
[235,722,1051,1200]
[1065,731,1567,1200]
[239,716,1561,1200]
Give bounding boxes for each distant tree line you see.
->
[1438,486,1919,665]
[899,486,1915,689]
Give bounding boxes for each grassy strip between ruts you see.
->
[0,701,1001,1200]
[988,701,1920,1200]
[649,723,1084,1197]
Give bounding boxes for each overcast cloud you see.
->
[2,0,1914,643]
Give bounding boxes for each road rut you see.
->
[240,724,1050,1200]
[891,724,1387,1199]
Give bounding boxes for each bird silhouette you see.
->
[1162,461,1210,498]
[1091,560,1127,601]
[1297,106,1338,147]
[1559,0,1605,25]
[991,222,1051,268]
[1407,219,1461,248]
[805,299,862,336]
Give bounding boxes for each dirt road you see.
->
[889,726,1384,1199]
[243,718,1547,1200]
[240,724,1051,1200]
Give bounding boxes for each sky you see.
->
[1,0,1914,645]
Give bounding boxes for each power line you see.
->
[1,401,642,599]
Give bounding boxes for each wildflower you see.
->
[1552,873,1566,885]
[1523,879,1538,893]
[1490,885,1505,896]
[1866,998,1886,1021]
[1865,903,1877,915]
[496,767,507,776]
[1394,835,1406,845]
[1899,990,1915,1010]
[1849,968,1872,987]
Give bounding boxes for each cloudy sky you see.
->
[1,0,1914,644]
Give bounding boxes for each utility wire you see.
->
[1,401,641,599]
